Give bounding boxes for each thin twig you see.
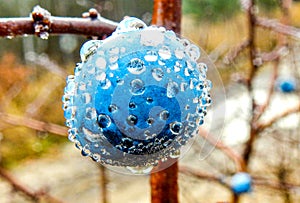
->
[256,103,300,132]
[253,56,280,121]
[25,79,62,117]
[198,128,246,172]
[0,112,68,136]
[179,165,300,192]
[223,39,250,64]
[179,165,231,190]
[259,46,288,63]
[255,17,300,40]
[0,167,65,203]
[25,52,68,79]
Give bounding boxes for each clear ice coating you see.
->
[62,17,212,174]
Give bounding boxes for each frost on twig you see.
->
[0,6,118,39]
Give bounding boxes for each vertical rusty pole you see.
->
[150,1,181,203]
[152,0,181,33]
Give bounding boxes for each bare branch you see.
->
[223,39,250,64]
[180,165,300,192]
[179,165,231,190]
[256,17,300,40]
[0,167,64,203]
[253,54,280,121]
[259,46,288,63]
[256,103,300,132]
[198,127,246,172]
[0,112,68,136]
[0,6,117,38]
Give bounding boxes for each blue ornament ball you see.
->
[62,17,212,173]
[278,78,296,93]
[231,172,252,194]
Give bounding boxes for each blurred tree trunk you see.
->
[150,1,181,203]
[151,0,181,34]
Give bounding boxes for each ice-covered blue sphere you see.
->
[62,17,212,172]
[278,78,296,93]
[231,172,252,194]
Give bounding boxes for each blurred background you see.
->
[0,0,299,202]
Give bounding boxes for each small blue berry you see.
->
[278,78,296,93]
[231,172,252,194]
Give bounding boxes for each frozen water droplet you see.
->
[127,115,138,126]
[39,32,49,40]
[64,107,74,120]
[79,82,86,91]
[97,114,111,128]
[180,39,190,47]
[158,59,166,65]
[170,150,180,158]
[160,110,169,120]
[198,119,204,125]
[167,81,179,98]
[101,79,111,89]
[186,61,195,71]
[180,82,188,92]
[83,127,102,142]
[108,104,118,113]
[109,72,114,77]
[151,68,164,81]
[80,40,100,62]
[184,68,191,76]
[170,121,183,135]
[120,47,126,53]
[96,72,106,82]
[140,29,164,46]
[108,47,119,55]
[147,118,154,125]
[68,128,77,142]
[126,166,153,174]
[198,62,208,72]
[64,81,75,94]
[205,80,213,91]
[146,97,154,103]
[158,46,171,60]
[109,55,119,63]
[81,145,91,156]
[130,79,145,95]
[96,57,107,70]
[193,97,199,103]
[175,48,185,59]
[92,153,101,162]
[186,45,200,60]
[174,61,182,72]
[109,63,118,70]
[165,30,176,40]
[116,17,147,33]
[6,35,14,39]
[116,78,124,85]
[189,78,198,89]
[144,51,158,62]
[201,97,212,107]
[129,102,136,109]
[83,93,91,104]
[127,58,146,74]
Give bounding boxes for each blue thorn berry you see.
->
[62,17,212,172]
[278,78,296,93]
[231,172,252,194]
